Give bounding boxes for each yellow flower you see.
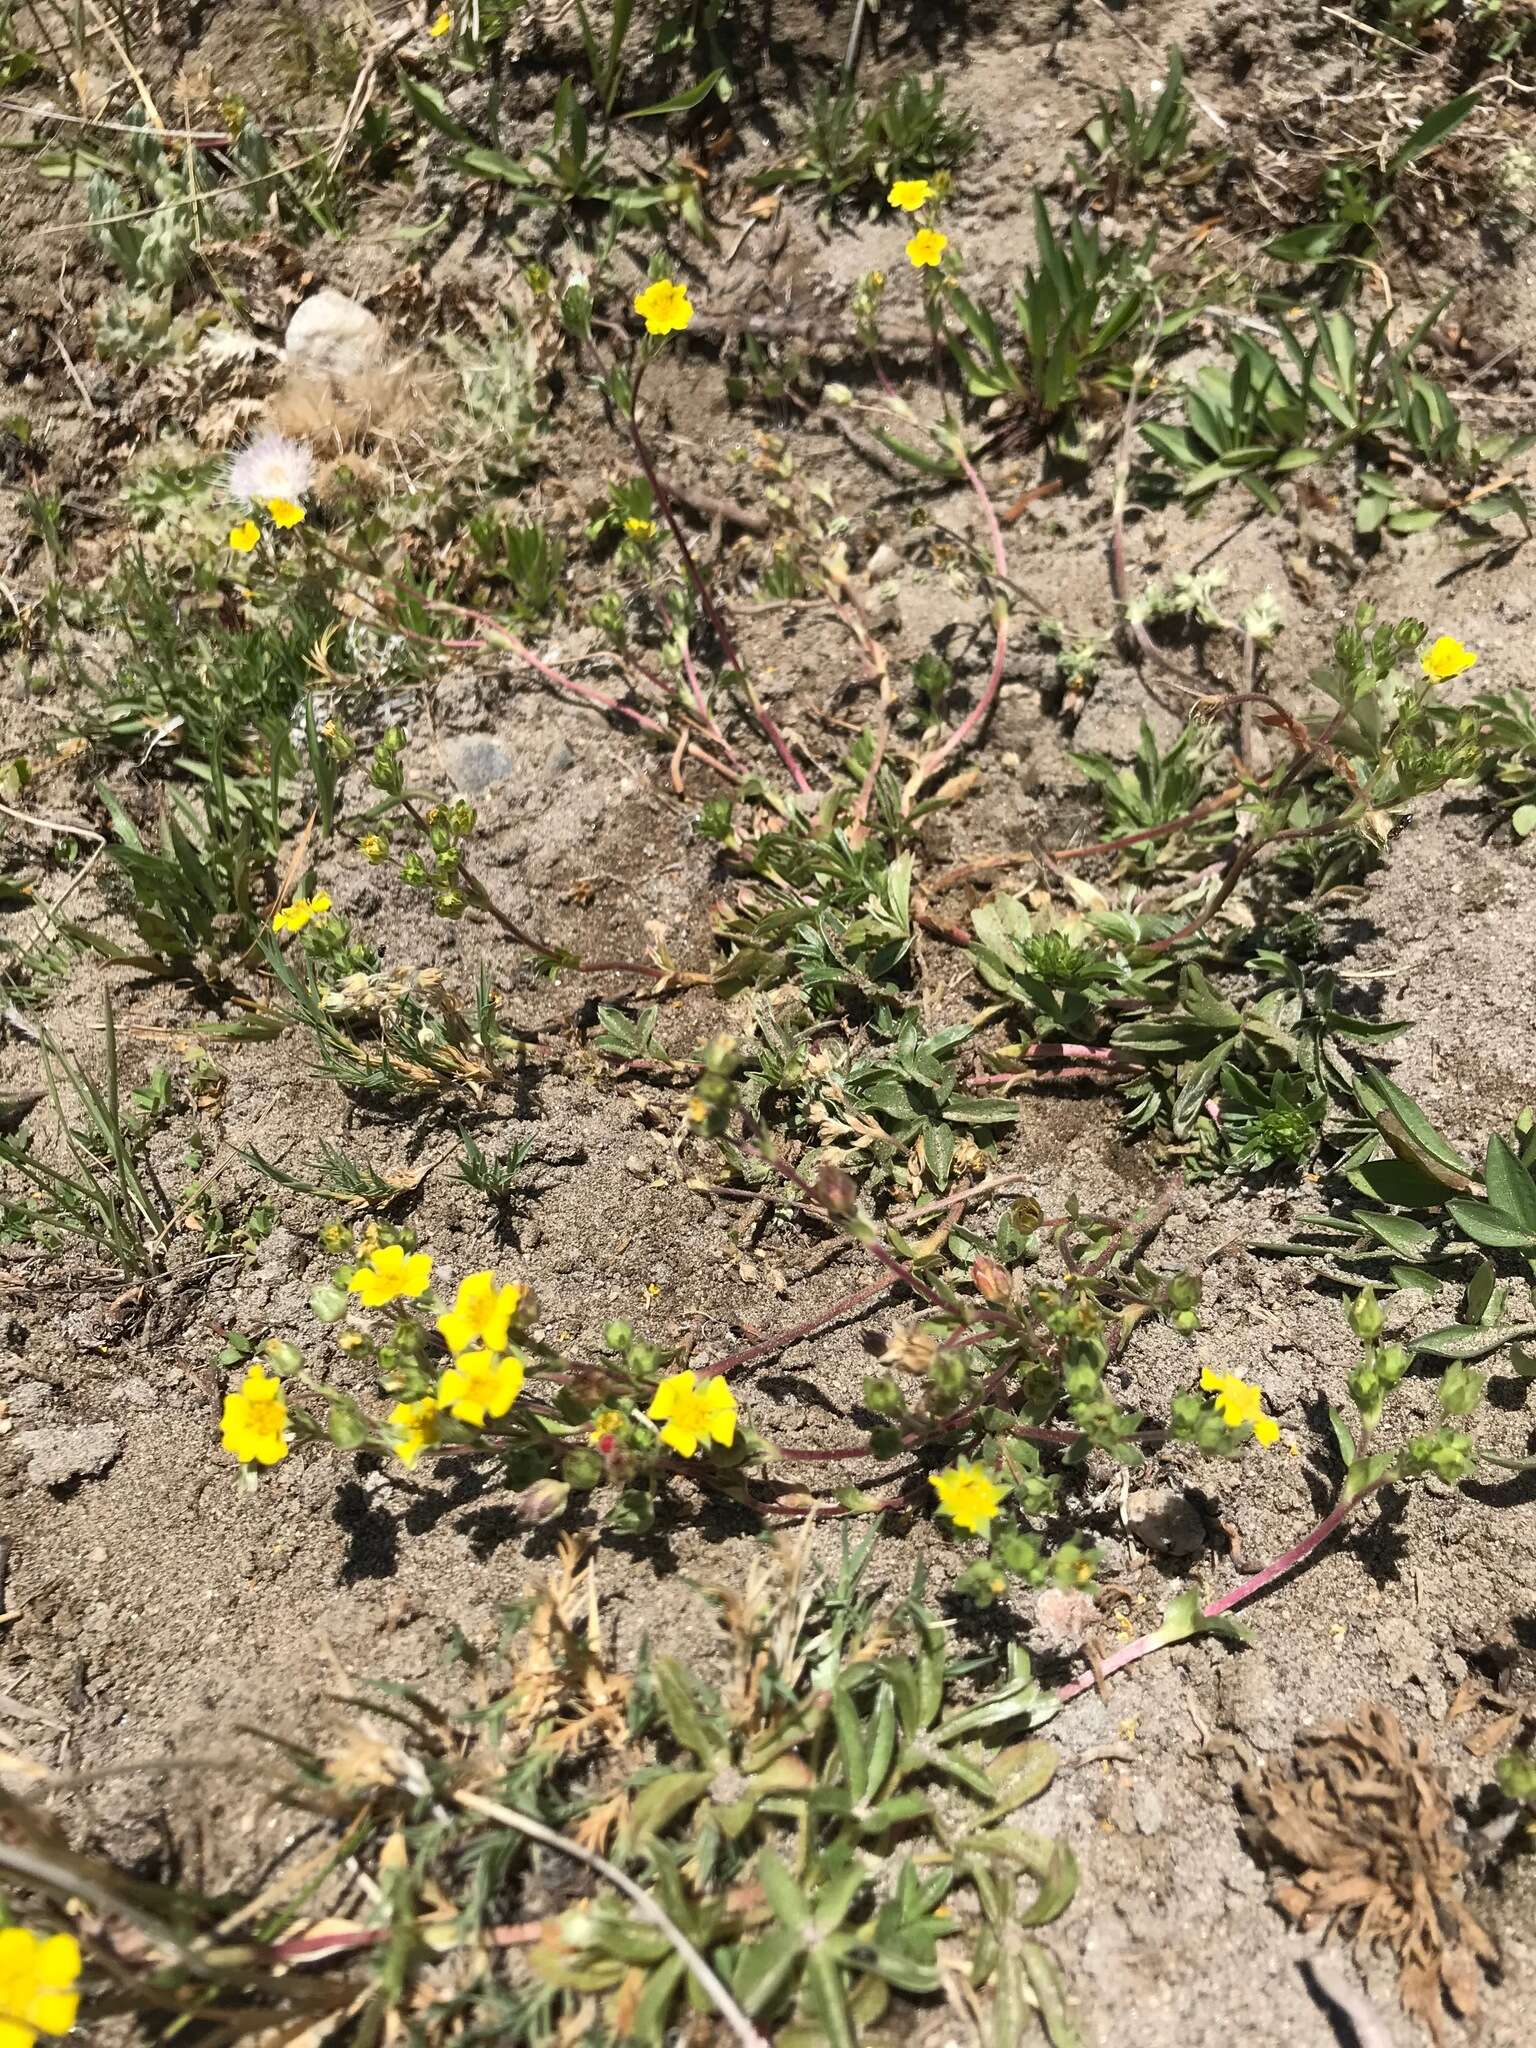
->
[647,1370,737,1458]
[389,1397,440,1469]
[349,1242,433,1308]
[436,1270,523,1356]
[228,519,259,553]
[359,833,388,862]
[633,277,694,336]
[0,1927,81,2047]
[271,890,332,934]
[589,1407,625,1444]
[428,7,452,33]
[906,228,949,269]
[267,496,306,529]
[437,1349,524,1426]
[930,1460,1007,1535]
[625,516,657,540]
[221,1365,290,1466]
[1201,1367,1279,1447]
[1421,635,1477,682]
[888,177,933,212]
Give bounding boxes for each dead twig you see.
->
[452,1789,769,2048]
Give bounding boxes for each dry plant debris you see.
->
[1240,1705,1497,2042]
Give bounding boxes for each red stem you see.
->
[908,443,1010,794]
[1055,1478,1386,1705]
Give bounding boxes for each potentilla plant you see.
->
[219,1210,760,1534]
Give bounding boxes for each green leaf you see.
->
[624,67,725,118]
[753,1844,811,1934]
[1511,803,1536,838]
[1327,1403,1356,1469]
[651,1658,721,1763]
[1386,89,1478,176]
[1484,1134,1536,1234]
[395,74,474,143]
[1413,1320,1536,1362]
[1446,1198,1536,1252]
[1350,1210,1437,1257]
[1355,1071,1474,1188]
[803,1945,859,2048]
[1264,219,1351,264]
[1020,1938,1087,2048]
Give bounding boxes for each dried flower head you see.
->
[228,431,314,507]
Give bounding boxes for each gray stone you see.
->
[440,732,515,794]
[283,288,386,379]
[113,1377,158,1410]
[1125,1486,1205,1557]
[14,1424,123,1488]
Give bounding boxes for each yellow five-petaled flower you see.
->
[633,277,694,336]
[930,1460,1007,1535]
[648,1369,737,1458]
[271,890,331,934]
[228,519,260,553]
[389,1396,441,1468]
[221,1364,291,1466]
[887,177,933,212]
[349,1242,433,1308]
[436,1270,523,1356]
[0,1926,81,2048]
[1201,1366,1279,1446]
[1421,634,1477,682]
[428,8,452,34]
[437,1349,525,1426]
[625,516,657,540]
[266,496,306,529]
[906,228,949,269]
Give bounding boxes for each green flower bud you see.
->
[433,886,466,920]
[401,852,429,888]
[1438,1362,1485,1417]
[1349,1285,1385,1341]
[928,1351,969,1405]
[1166,1269,1202,1313]
[311,1281,349,1323]
[563,1448,604,1490]
[1376,1343,1411,1388]
[862,1373,905,1418]
[263,1338,303,1374]
[603,1319,634,1352]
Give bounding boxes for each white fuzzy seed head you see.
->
[228,431,315,505]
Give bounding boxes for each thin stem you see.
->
[703,1277,894,1378]
[453,1790,769,2048]
[622,405,813,795]
[907,443,1011,797]
[1055,1477,1388,1705]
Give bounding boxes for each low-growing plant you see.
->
[0,997,172,1275]
[759,72,975,206]
[1263,89,1479,268]
[0,1536,1080,2047]
[1072,47,1197,196]
[945,198,1191,445]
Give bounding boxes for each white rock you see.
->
[283,289,386,379]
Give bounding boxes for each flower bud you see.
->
[263,1338,303,1374]
[815,1165,857,1216]
[862,1373,905,1418]
[563,1448,604,1490]
[603,1319,633,1352]
[1349,1285,1385,1341]
[513,1478,571,1524]
[971,1254,1013,1305]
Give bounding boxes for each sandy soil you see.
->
[1,2,1534,2042]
